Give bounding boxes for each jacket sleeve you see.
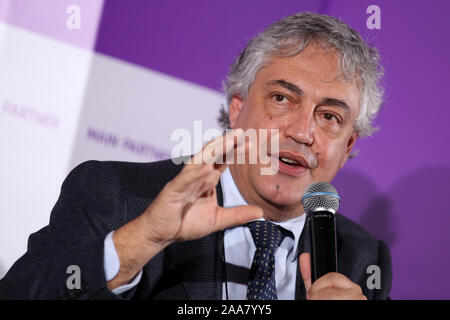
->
[0,161,126,299]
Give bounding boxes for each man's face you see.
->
[229,42,360,220]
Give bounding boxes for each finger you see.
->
[308,272,360,298]
[214,205,263,231]
[188,129,247,168]
[169,165,213,193]
[194,170,222,199]
[217,131,255,172]
[204,129,248,167]
[299,252,312,294]
[307,287,367,300]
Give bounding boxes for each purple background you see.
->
[94,0,450,299]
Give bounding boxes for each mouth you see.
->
[279,157,301,166]
[272,151,310,176]
[277,151,310,168]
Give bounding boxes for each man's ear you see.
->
[340,131,358,168]
[228,95,244,129]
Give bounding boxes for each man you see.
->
[0,12,391,300]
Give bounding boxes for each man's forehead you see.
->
[255,51,361,114]
[262,45,352,86]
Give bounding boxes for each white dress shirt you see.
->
[104,167,306,298]
[220,168,306,300]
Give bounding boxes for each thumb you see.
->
[299,252,312,295]
[215,205,263,231]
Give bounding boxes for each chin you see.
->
[251,172,308,208]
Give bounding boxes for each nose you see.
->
[284,108,315,146]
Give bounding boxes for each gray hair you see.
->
[218,12,384,138]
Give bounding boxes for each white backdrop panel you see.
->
[0,23,94,278]
[69,52,224,168]
[0,24,225,278]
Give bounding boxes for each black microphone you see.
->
[301,182,340,282]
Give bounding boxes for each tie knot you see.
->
[247,220,286,250]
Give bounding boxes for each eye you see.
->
[273,94,288,103]
[321,112,341,123]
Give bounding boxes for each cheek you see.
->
[313,136,348,176]
[244,110,285,131]
[239,96,286,129]
[321,145,342,163]
[236,103,266,129]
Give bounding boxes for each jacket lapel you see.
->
[295,216,309,300]
[178,182,225,300]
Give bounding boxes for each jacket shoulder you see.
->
[335,214,379,244]
[335,213,391,272]
[335,214,392,299]
[64,158,183,197]
[335,213,390,268]
[46,158,184,240]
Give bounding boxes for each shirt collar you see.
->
[220,167,306,260]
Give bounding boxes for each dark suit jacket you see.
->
[0,159,392,300]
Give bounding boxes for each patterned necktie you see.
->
[246,220,287,300]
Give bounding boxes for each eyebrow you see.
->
[318,97,351,114]
[266,79,351,113]
[266,79,303,96]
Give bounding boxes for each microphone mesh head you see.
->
[302,182,340,213]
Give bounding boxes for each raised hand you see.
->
[108,130,263,290]
[143,129,263,244]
